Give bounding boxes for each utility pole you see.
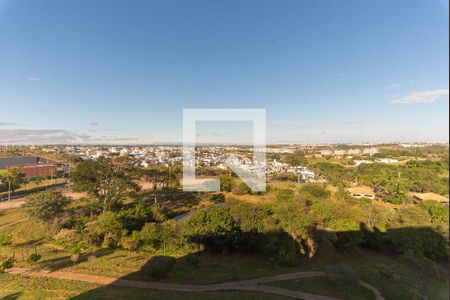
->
[68,164,71,187]
[8,180,11,201]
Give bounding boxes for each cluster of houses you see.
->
[317,147,379,158]
[346,185,448,205]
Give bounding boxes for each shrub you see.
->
[0,234,12,246]
[27,253,42,265]
[384,192,411,204]
[117,203,152,231]
[0,256,14,271]
[275,189,295,202]
[53,229,79,246]
[22,190,70,222]
[139,222,161,250]
[69,243,82,255]
[211,193,225,203]
[150,204,169,222]
[86,211,124,248]
[299,184,331,200]
[102,233,118,248]
[121,230,141,252]
[378,263,395,279]
[231,181,252,195]
[181,207,237,253]
[219,175,233,192]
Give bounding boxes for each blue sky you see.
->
[0,0,448,144]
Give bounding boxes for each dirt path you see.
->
[0,199,25,211]
[6,267,384,300]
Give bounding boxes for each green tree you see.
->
[85,211,124,247]
[139,222,161,250]
[143,166,167,204]
[72,156,140,211]
[22,190,70,222]
[272,199,316,257]
[299,184,331,201]
[275,189,295,202]
[0,167,24,199]
[418,200,449,226]
[181,207,236,253]
[219,175,233,192]
[121,230,141,252]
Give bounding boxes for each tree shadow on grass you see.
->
[0,292,22,300]
[13,238,46,248]
[69,224,448,299]
[37,248,115,272]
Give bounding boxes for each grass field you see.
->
[1,202,448,300]
[269,276,375,300]
[0,273,291,300]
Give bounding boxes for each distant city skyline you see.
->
[0,0,449,145]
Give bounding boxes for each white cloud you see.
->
[28,77,41,81]
[389,88,449,104]
[385,83,400,89]
[0,129,138,145]
[331,119,363,125]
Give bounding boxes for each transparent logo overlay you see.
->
[182,108,266,192]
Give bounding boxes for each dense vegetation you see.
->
[1,149,448,299]
[312,159,448,201]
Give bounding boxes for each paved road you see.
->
[7,267,385,300]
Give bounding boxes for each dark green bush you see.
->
[27,253,42,265]
[0,256,14,271]
[0,234,12,246]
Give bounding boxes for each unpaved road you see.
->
[0,199,25,211]
[7,267,385,300]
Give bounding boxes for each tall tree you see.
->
[22,190,70,222]
[143,166,166,204]
[0,167,23,200]
[72,156,140,211]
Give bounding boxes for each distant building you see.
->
[410,192,449,204]
[0,156,57,179]
[363,147,378,156]
[0,156,38,169]
[17,164,57,179]
[320,150,332,156]
[333,150,346,157]
[347,186,375,199]
[401,144,425,148]
[347,149,362,155]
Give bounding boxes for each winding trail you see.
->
[6,267,384,300]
